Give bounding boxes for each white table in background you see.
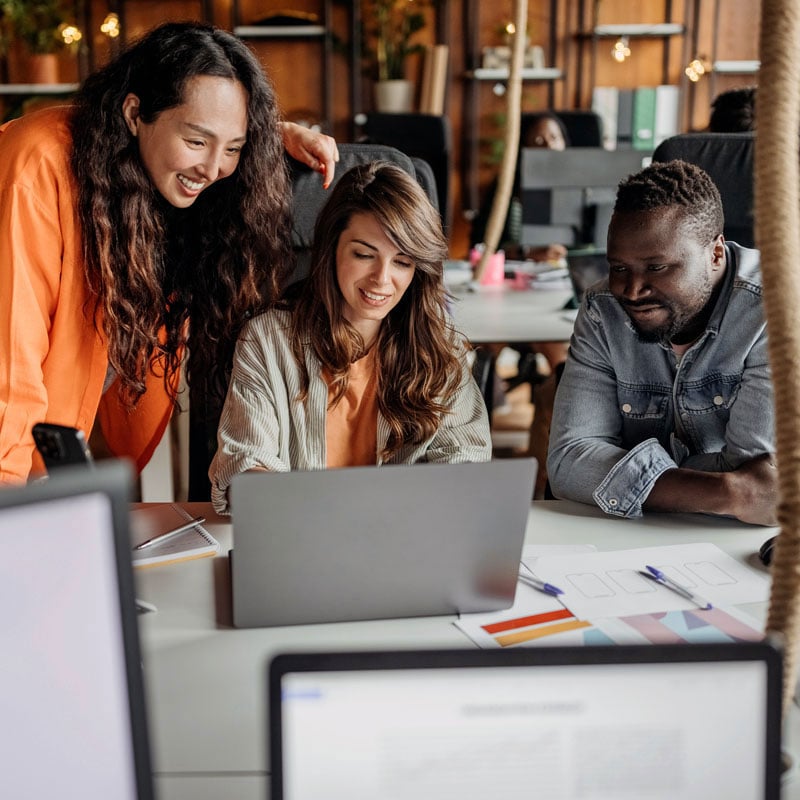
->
[134,500,799,800]
[447,283,576,344]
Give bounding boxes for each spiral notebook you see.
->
[130,503,219,568]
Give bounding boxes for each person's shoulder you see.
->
[1,105,73,148]
[582,279,618,319]
[243,307,292,336]
[0,105,74,184]
[726,241,763,295]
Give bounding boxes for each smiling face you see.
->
[335,211,416,347]
[607,206,726,345]
[122,75,248,208]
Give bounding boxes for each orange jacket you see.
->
[0,106,174,483]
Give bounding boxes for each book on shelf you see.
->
[615,89,635,149]
[592,86,619,150]
[632,86,657,151]
[654,84,680,147]
[593,85,681,151]
[130,503,219,568]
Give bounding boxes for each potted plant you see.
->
[2,0,72,82]
[365,0,430,113]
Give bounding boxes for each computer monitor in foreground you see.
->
[271,644,781,800]
[0,462,154,799]
[521,148,649,248]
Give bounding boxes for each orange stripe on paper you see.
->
[495,619,593,647]
[482,607,573,634]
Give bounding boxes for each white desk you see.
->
[447,284,576,343]
[134,500,799,800]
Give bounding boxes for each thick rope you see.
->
[473,0,528,282]
[758,0,800,718]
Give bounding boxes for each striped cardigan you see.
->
[209,309,492,514]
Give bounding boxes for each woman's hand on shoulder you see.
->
[281,121,339,189]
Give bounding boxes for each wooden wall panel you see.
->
[0,0,762,256]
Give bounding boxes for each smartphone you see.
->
[32,423,94,471]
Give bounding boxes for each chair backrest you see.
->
[358,112,452,234]
[554,109,605,147]
[288,142,438,282]
[652,132,755,248]
[187,143,439,501]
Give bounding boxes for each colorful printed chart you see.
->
[593,606,765,645]
[457,589,765,649]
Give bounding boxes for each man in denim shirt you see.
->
[547,160,777,524]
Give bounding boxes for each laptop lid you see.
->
[567,247,609,305]
[0,461,154,800]
[270,643,782,800]
[230,459,537,628]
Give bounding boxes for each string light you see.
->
[59,24,82,45]
[611,36,631,63]
[685,57,709,82]
[101,13,121,38]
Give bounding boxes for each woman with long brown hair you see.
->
[210,161,491,513]
[0,21,338,483]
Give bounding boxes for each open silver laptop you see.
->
[270,642,782,800]
[0,461,154,799]
[230,459,537,628]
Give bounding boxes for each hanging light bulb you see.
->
[59,24,82,45]
[685,57,709,82]
[611,36,631,63]
[101,13,121,38]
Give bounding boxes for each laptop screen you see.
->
[271,645,780,800]
[567,248,609,305]
[0,463,154,799]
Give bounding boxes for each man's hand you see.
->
[724,453,779,526]
[281,122,340,188]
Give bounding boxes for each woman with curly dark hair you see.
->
[209,161,491,513]
[0,21,338,483]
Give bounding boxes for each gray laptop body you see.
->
[230,459,537,628]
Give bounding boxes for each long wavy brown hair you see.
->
[286,161,463,459]
[69,22,292,409]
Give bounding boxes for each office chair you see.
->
[187,143,442,501]
[652,132,755,248]
[553,110,605,148]
[358,112,453,234]
[471,346,496,419]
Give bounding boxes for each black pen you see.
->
[133,517,206,551]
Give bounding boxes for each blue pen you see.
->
[644,565,713,610]
[519,572,564,597]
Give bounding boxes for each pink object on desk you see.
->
[476,250,506,286]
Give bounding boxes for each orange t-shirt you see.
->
[324,349,379,468]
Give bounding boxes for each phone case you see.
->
[32,423,94,470]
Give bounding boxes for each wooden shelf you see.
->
[232,25,327,38]
[466,68,563,81]
[587,23,685,38]
[0,83,80,94]
[712,60,760,74]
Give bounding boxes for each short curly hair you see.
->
[613,159,724,243]
[709,86,756,133]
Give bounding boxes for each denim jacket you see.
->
[547,242,773,518]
